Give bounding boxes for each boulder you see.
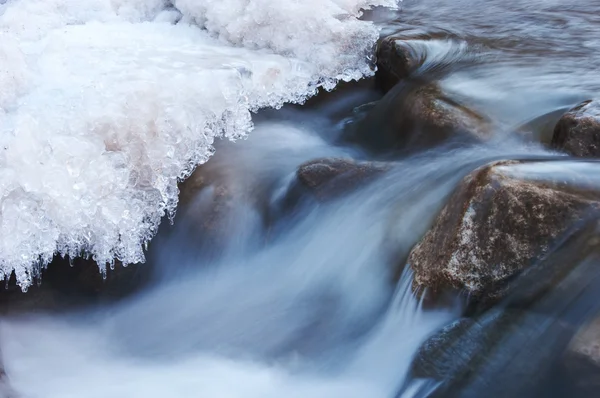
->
[515,106,572,145]
[344,82,491,154]
[405,224,600,397]
[552,100,600,157]
[376,36,424,92]
[289,158,390,202]
[407,310,581,398]
[375,32,458,92]
[409,160,600,304]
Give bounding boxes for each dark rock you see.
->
[375,32,458,93]
[404,221,600,397]
[344,82,491,154]
[552,100,600,157]
[293,158,390,202]
[411,317,476,380]
[407,310,578,398]
[0,256,148,314]
[409,160,600,304]
[376,36,424,92]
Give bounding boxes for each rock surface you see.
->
[408,227,600,397]
[515,106,572,145]
[292,158,390,202]
[376,36,424,92]
[408,310,583,398]
[376,31,459,92]
[409,160,600,303]
[345,82,491,154]
[0,256,147,314]
[552,100,600,157]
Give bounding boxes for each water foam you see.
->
[0,0,397,288]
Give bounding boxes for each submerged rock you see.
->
[406,225,600,397]
[552,100,600,157]
[515,106,572,145]
[408,310,579,398]
[409,160,600,304]
[345,82,491,154]
[287,158,390,203]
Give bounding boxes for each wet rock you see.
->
[375,32,459,93]
[376,36,424,92]
[345,82,491,154]
[0,256,148,314]
[552,100,600,157]
[409,160,600,304]
[405,223,600,397]
[410,317,476,380]
[291,158,390,202]
[515,106,572,145]
[408,310,579,398]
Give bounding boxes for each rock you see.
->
[515,106,572,145]
[404,225,600,397]
[290,158,390,202]
[344,82,491,154]
[375,32,459,93]
[409,160,600,304]
[552,100,600,157]
[0,256,148,314]
[376,36,424,92]
[410,317,476,380]
[174,154,273,262]
[407,310,580,398]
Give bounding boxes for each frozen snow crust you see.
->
[0,0,397,289]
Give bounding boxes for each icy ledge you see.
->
[0,0,398,289]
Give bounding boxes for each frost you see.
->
[446,203,484,292]
[0,0,398,289]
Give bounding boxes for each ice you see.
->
[0,0,398,289]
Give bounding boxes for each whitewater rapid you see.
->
[0,0,398,289]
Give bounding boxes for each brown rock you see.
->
[376,36,424,92]
[294,158,390,202]
[375,31,455,92]
[345,82,491,153]
[515,106,571,145]
[409,160,600,303]
[552,100,600,157]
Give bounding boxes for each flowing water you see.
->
[1,0,600,397]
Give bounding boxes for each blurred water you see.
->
[2,1,600,397]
